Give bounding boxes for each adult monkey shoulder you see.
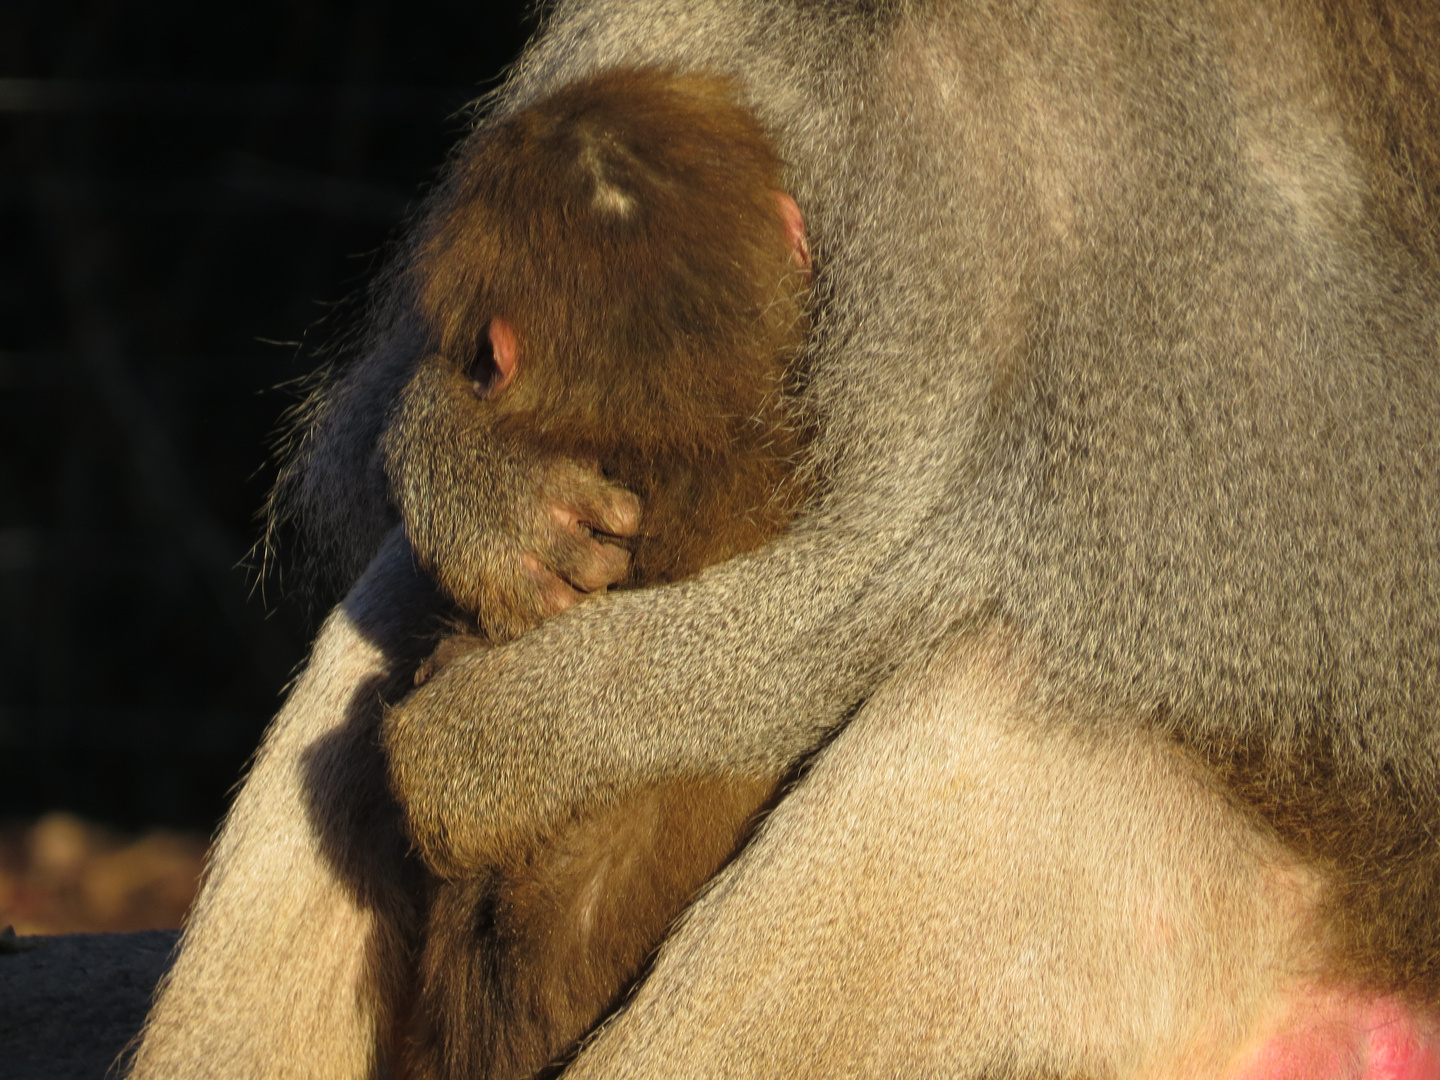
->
[128,2,1440,1079]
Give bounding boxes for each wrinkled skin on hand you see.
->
[483,454,640,634]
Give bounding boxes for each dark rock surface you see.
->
[0,930,177,1080]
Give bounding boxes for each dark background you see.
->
[0,1,532,833]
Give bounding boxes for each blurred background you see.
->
[1,0,530,931]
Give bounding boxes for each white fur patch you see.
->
[582,139,636,217]
[592,181,636,217]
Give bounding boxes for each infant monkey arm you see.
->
[383,360,641,643]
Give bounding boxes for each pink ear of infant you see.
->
[773,191,811,270]
[486,317,519,397]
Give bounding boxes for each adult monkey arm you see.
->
[127,530,436,1079]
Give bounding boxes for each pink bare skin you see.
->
[773,191,811,270]
[1208,991,1440,1080]
[519,455,638,621]
[484,315,521,397]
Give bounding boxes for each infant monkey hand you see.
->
[413,632,490,687]
[516,455,641,630]
[406,449,641,644]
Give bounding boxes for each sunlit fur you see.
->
[405,770,775,1080]
[129,3,1440,1079]
[384,69,810,1080]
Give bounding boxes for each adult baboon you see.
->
[129,2,1440,1079]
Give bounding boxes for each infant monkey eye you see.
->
[467,339,502,398]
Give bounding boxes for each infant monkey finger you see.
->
[585,485,642,540]
[542,457,642,539]
[518,553,588,619]
[549,529,633,594]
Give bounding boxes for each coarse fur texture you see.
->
[383,67,812,642]
[385,69,810,1080]
[405,772,775,1080]
[128,2,1440,1079]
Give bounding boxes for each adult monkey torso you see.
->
[128,3,1440,1080]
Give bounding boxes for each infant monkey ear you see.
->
[470,317,520,398]
[774,191,810,270]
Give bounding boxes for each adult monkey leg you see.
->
[563,639,1432,1080]
[563,641,1292,1079]
[126,531,438,1080]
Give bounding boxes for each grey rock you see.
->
[0,931,177,1080]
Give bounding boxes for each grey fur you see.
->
[129,2,1440,1077]
[387,0,1440,869]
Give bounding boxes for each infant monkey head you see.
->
[420,66,812,449]
[391,67,814,631]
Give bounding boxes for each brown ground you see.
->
[0,813,206,935]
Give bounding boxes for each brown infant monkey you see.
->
[379,69,813,1080]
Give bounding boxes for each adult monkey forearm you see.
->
[127,530,436,1079]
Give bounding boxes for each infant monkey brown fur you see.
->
[385,66,812,645]
[382,69,812,1080]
